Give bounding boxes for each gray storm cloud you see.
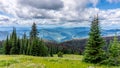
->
[18,0,64,10]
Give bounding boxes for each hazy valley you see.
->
[0,26,120,42]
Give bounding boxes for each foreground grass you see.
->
[0,55,119,68]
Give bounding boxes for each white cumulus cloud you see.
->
[0,0,120,28]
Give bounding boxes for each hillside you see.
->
[0,55,119,68]
[59,36,120,53]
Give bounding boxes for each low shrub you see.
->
[57,51,63,57]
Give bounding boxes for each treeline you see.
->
[3,23,48,56]
[83,16,120,66]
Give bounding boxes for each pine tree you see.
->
[25,39,29,54]
[29,23,48,56]
[10,28,19,54]
[109,36,120,57]
[30,38,40,56]
[3,35,11,54]
[39,40,48,56]
[29,23,39,56]
[30,38,48,56]
[50,45,53,57]
[30,23,39,39]
[26,40,31,55]
[83,16,105,63]
[17,37,20,54]
[20,33,28,54]
[104,36,120,66]
[20,38,24,54]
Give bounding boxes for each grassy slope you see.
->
[0,55,119,68]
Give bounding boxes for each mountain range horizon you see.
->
[0,26,120,42]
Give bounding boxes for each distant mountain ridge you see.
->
[0,26,120,42]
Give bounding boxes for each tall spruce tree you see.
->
[29,23,39,56]
[39,39,48,56]
[20,38,24,54]
[30,37,48,56]
[10,27,19,54]
[83,16,105,63]
[50,45,53,57]
[17,37,20,54]
[30,38,42,56]
[26,40,31,55]
[30,23,38,39]
[104,36,120,66]
[29,23,48,56]
[3,35,11,54]
[109,36,120,57]
[20,33,28,54]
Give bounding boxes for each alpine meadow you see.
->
[1,0,120,68]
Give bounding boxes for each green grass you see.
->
[0,54,119,68]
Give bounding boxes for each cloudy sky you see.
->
[0,0,120,28]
